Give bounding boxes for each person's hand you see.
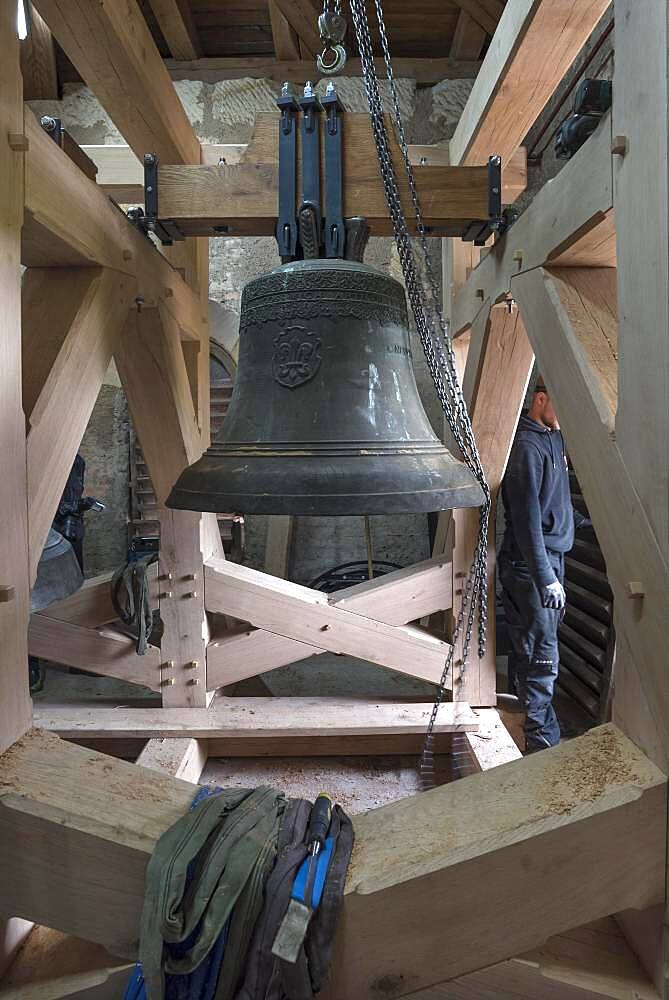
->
[541,580,566,610]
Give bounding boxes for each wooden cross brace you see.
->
[204,554,455,690]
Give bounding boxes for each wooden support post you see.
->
[115,307,215,705]
[611,2,669,992]
[0,727,663,985]
[264,516,295,579]
[0,0,32,755]
[20,4,58,100]
[450,0,610,168]
[22,267,134,583]
[136,737,207,784]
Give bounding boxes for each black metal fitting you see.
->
[40,115,62,145]
[135,153,184,246]
[321,83,345,259]
[276,83,300,261]
[299,83,323,252]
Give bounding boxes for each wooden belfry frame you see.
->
[3,0,669,997]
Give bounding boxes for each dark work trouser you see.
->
[498,551,564,752]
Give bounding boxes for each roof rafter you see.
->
[146,0,202,62]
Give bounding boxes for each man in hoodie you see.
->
[499,377,578,753]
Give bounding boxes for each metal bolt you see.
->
[188,678,200,686]
[186,660,199,669]
[122,249,133,261]
[163,660,175,670]
[160,590,173,599]
[185,573,197,581]
[420,156,427,166]
[161,677,175,687]
[186,591,199,599]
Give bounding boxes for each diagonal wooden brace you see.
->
[205,557,453,687]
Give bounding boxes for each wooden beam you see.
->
[412,919,660,1000]
[22,110,203,342]
[451,0,504,36]
[157,508,208,706]
[136,737,207,784]
[115,307,200,507]
[34,699,479,740]
[205,557,453,687]
[0,2,33,754]
[450,0,610,167]
[156,113,491,237]
[464,707,523,771]
[271,0,322,57]
[268,0,301,60]
[20,4,58,100]
[206,552,453,688]
[28,616,161,690]
[32,0,200,165]
[23,267,134,583]
[35,565,159,629]
[449,11,487,60]
[145,0,202,61]
[166,56,483,86]
[0,726,663,982]
[513,265,669,768]
[452,113,613,335]
[0,925,132,998]
[84,141,528,207]
[264,516,295,579]
[614,0,669,564]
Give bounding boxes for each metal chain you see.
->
[321,0,342,15]
[348,0,492,786]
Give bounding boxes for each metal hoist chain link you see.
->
[348,0,492,784]
[322,0,342,13]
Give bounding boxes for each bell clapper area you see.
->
[2,1,667,999]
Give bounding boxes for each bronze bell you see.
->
[167,259,484,515]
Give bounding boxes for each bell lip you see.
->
[166,481,486,516]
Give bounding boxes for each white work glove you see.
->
[541,579,566,610]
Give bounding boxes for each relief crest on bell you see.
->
[272,326,322,389]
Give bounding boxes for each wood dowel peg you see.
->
[164,286,174,297]
[0,585,16,603]
[161,677,175,687]
[8,132,29,151]
[626,581,644,598]
[612,135,629,156]
[122,249,134,261]
[186,660,199,669]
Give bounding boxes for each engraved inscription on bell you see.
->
[272,326,322,389]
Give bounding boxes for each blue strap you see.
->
[291,835,336,910]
